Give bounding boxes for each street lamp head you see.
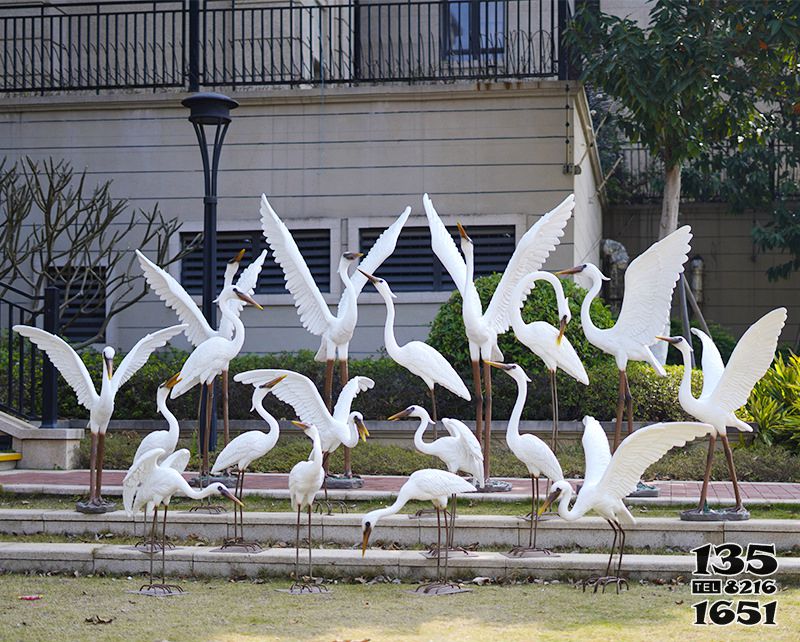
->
[182,92,239,126]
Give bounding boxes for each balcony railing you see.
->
[0,0,574,94]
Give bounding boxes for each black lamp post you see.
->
[182,92,238,479]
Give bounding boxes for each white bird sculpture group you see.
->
[15,188,789,597]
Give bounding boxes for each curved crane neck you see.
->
[675,345,698,410]
[220,295,246,352]
[510,271,566,336]
[461,243,483,319]
[506,374,527,450]
[376,288,401,355]
[579,272,603,343]
[174,475,224,501]
[157,390,179,439]
[554,484,586,521]
[307,428,323,468]
[363,483,415,526]
[413,416,435,455]
[338,258,358,320]
[253,396,281,450]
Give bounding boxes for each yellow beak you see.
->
[361,526,371,557]
[557,315,568,345]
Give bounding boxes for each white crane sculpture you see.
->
[510,271,588,453]
[136,247,267,446]
[14,323,186,513]
[210,375,287,550]
[556,226,692,454]
[123,447,242,595]
[359,270,470,426]
[361,469,476,595]
[658,307,786,519]
[168,287,262,483]
[424,193,573,485]
[132,373,183,465]
[486,361,564,556]
[260,195,408,478]
[539,416,714,593]
[287,421,327,594]
[233,368,372,508]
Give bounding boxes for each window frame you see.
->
[442,0,507,62]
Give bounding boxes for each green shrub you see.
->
[743,352,800,451]
[666,319,737,366]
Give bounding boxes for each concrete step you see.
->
[1,509,798,552]
[0,542,798,582]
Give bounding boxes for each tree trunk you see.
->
[658,163,682,239]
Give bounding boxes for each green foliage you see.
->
[743,352,800,451]
[427,273,615,377]
[666,319,737,366]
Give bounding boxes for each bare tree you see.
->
[0,157,200,347]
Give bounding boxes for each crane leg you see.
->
[87,432,97,504]
[294,505,301,583]
[202,382,213,478]
[429,388,438,439]
[161,504,168,584]
[340,359,353,478]
[471,360,483,448]
[696,434,717,511]
[530,475,537,548]
[222,369,230,447]
[435,508,442,580]
[482,360,492,481]
[95,432,106,504]
[550,371,559,454]
[307,505,313,581]
[720,433,745,511]
[624,372,634,437]
[321,452,330,502]
[324,359,334,413]
[613,371,625,453]
[148,506,158,586]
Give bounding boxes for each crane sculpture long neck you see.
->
[174,475,223,501]
[554,483,585,521]
[675,344,698,411]
[579,272,603,345]
[308,427,323,467]
[157,390,179,442]
[461,242,483,320]
[412,412,435,455]
[338,257,358,323]
[364,484,415,526]
[253,395,281,451]
[221,294,246,352]
[377,287,401,355]
[510,272,564,336]
[506,373,527,450]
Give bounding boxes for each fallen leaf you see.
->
[85,615,114,625]
[18,595,42,601]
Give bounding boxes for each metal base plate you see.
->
[76,499,117,514]
[627,481,660,498]
[409,583,472,596]
[502,547,560,559]
[680,506,751,522]
[189,474,237,489]
[475,478,513,493]
[324,475,364,489]
[519,512,559,522]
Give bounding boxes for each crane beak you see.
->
[235,290,264,310]
[261,374,288,389]
[104,355,114,380]
[656,336,681,344]
[388,408,413,421]
[555,265,584,276]
[557,315,568,345]
[291,420,311,431]
[355,417,370,442]
[228,248,247,264]
[538,489,560,516]
[484,360,512,371]
[361,525,372,557]
[456,222,472,243]
[219,486,244,507]
[358,268,379,284]
[162,372,182,389]
[343,251,364,261]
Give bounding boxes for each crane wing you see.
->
[260,195,333,336]
[348,206,411,296]
[581,416,612,487]
[123,447,165,515]
[597,422,713,503]
[234,368,332,433]
[111,324,187,393]
[411,468,477,496]
[218,249,268,340]
[13,325,98,410]
[135,250,215,347]
[691,328,725,400]
[484,194,574,334]
[707,308,786,413]
[423,194,467,296]
[332,376,375,421]
[162,448,191,474]
[441,418,483,464]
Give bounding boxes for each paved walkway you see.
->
[1,469,799,503]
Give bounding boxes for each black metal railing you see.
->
[0,0,572,94]
[0,282,59,427]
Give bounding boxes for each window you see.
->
[50,267,106,343]
[444,0,505,59]
[180,230,331,295]
[359,224,515,292]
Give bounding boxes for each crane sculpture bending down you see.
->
[361,469,476,595]
[360,270,470,426]
[136,247,267,447]
[234,368,372,511]
[556,226,692,456]
[14,323,186,513]
[260,195,409,480]
[659,307,786,520]
[539,416,714,593]
[424,194,574,487]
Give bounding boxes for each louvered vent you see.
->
[359,225,515,291]
[180,230,331,295]
[51,268,106,343]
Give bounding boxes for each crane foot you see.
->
[314,500,347,515]
[286,582,329,595]
[219,538,263,553]
[423,544,478,558]
[505,546,558,558]
[188,503,226,514]
[411,582,471,596]
[136,583,185,596]
[581,576,628,594]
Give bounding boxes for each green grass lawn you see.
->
[1,575,797,642]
